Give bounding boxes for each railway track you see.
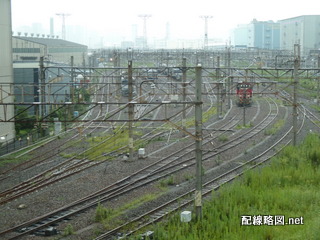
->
[0,97,281,239]
[2,57,318,240]
[0,94,196,205]
[0,114,238,239]
[0,75,201,204]
[0,75,111,175]
[94,100,306,240]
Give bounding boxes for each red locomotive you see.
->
[236,82,253,106]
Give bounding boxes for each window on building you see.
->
[20,56,38,61]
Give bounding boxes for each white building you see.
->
[0,0,15,143]
[279,15,320,55]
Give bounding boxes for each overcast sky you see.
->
[11,0,319,45]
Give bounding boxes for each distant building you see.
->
[233,15,320,55]
[232,24,249,48]
[279,15,320,55]
[12,36,88,66]
[232,19,280,50]
[135,37,147,49]
[121,41,134,49]
[250,19,280,50]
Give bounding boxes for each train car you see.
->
[170,68,182,81]
[236,82,253,106]
[147,69,158,80]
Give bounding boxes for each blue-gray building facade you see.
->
[233,19,280,50]
[233,15,320,54]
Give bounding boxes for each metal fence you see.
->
[0,131,47,156]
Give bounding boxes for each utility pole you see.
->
[293,44,300,146]
[138,14,152,49]
[216,56,221,118]
[226,47,231,109]
[113,51,121,105]
[39,57,46,118]
[200,16,213,50]
[70,56,74,103]
[182,57,187,133]
[56,13,71,40]
[243,104,246,126]
[318,55,320,105]
[39,56,46,136]
[128,60,134,161]
[195,64,203,219]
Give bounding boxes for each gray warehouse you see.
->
[12,36,88,66]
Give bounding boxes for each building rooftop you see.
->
[13,36,87,48]
[279,15,320,21]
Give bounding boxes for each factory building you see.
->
[1,18,88,148]
[12,36,88,66]
[11,36,89,130]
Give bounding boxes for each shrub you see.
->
[95,203,113,222]
[63,224,74,236]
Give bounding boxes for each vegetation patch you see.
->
[202,107,217,123]
[163,107,217,131]
[159,175,176,188]
[0,141,49,167]
[135,133,320,240]
[0,156,27,167]
[63,224,75,236]
[311,104,320,113]
[218,134,228,143]
[264,119,285,135]
[84,127,143,160]
[94,193,159,230]
[236,121,253,129]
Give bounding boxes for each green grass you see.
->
[202,107,217,123]
[159,175,176,188]
[136,133,320,240]
[59,152,77,158]
[236,121,254,129]
[164,107,217,131]
[311,104,320,113]
[94,193,159,230]
[0,143,45,167]
[264,119,285,136]
[218,134,229,143]
[62,224,75,236]
[0,155,28,167]
[83,127,143,160]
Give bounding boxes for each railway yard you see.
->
[1,49,320,239]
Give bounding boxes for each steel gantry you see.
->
[2,65,320,125]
